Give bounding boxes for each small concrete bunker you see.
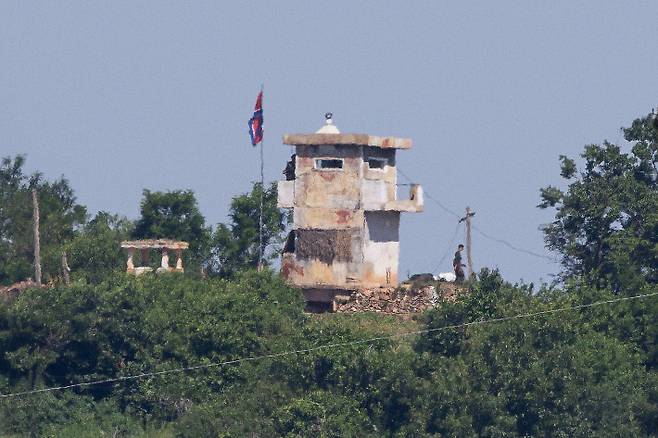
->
[121,239,189,275]
[277,115,423,308]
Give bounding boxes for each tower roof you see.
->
[283,113,412,149]
[283,133,412,149]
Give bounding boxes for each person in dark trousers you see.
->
[283,154,296,181]
[453,244,466,283]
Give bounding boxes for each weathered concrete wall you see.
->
[277,180,294,208]
[362,211,400,287]
[277,133,422,301]
[361,180,388,210]
[294,145,362,213]
[384,185,424,212]
[280,226,364,289]
[293,208,364,230]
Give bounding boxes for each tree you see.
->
[413,269,655,436]
[539,111,658,291]
[0,271,305,435]
[0,155,86,285]
[66,212,133,284]
[132,189,211,271]
[209,182,288,278]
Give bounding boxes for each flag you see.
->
[248,91,264,146]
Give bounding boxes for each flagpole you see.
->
[258,84,264,271]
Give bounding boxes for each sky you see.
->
[1,2,657,284]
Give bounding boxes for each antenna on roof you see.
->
[316,112,340,134]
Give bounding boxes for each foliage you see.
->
[539,111,658,291]
[1,269,658,436]
[1,110,658,436]
[133,189,211,272]
[413,269,656,436]
[209,182,288,278]
[66,211,133,284]
[0,155,86,285]
[273,391,375,437]
[0,271,305,435]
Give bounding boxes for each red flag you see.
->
[248,91,263,146]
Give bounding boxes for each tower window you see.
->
[367,158,387,170]
[314,158,344,170]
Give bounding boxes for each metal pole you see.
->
[258,85,264,271]
[466,206,473,278]
[258,140,264,271]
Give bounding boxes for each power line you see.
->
[434,222,462,273]
[2,291,656,400]
[397,166,557,262]
[471,224,559,262]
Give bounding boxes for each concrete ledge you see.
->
[121,240,189,250]
[283,133,412,150]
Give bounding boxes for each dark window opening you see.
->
[315,159,343,170]
[367,158,387,169]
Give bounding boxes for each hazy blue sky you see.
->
[2,2,657,283]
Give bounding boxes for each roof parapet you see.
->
[121,239,189,250]
[283,133,412,149]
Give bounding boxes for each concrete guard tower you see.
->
[277,114,423,309]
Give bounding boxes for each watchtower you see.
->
[277,115,423,308]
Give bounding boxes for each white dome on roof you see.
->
[316,112,340,134]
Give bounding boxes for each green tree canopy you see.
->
[66,211,133,284]
[132,189,211,271]
[539,111,658,291]
[0,155,86,285]
[209,182,288,278]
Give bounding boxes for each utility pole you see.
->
[465,207,473,278]
[459,207,476,279]
[32,187,41,286]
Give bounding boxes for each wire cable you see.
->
[434,222,462,273]
[2,290,656,400]
[471,224,559,262]
[397,166,557,262]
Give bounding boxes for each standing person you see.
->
[283,154,296,181]
[453,244,466,283]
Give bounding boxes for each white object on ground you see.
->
[435,272,456,282]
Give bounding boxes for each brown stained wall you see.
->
[278,140,418,295]
[294,145,363,217]
[293,208,364,230]
[281,254,359,290]
[281,227,365,290]
[296,229,354,264]
[297,170,360,210]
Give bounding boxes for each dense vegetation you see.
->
[0,111,656,436]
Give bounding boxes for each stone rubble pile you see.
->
[335,282,465,314]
